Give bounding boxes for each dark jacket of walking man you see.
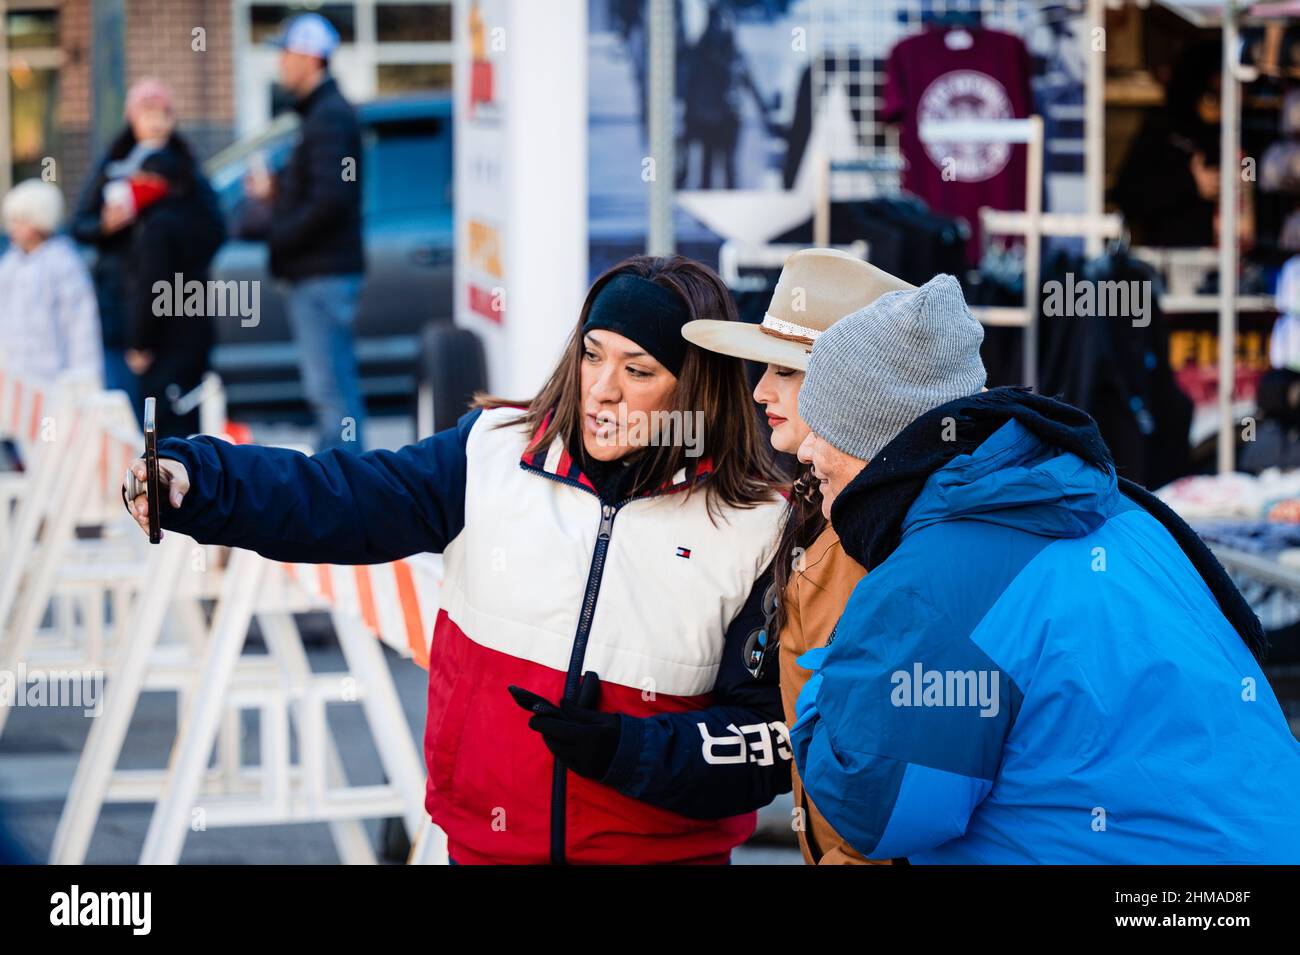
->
[242,12,367,451]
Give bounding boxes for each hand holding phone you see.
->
[122,397,191,540]
[143,397,161,543]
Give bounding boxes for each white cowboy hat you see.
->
[682,248,914,370]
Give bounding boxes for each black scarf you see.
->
[566,430,655,504]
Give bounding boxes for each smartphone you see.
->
[143,396,161,544]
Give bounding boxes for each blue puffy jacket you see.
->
[792,388,1300,863]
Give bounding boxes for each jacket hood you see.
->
[901,416,1117,543]
[830,387,1266,660]
[831,387,1113,569]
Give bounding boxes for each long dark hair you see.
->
[474,254,783,518]
[771,462,827,637]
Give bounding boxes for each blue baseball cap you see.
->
[268,13,340,59]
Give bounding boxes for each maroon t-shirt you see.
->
[881,26,1034,264]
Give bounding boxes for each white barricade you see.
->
[0,383,237,858]
[0,386,164,739]
[12,393,448,864]
[111,552,447,865]
[0,367,443,864]
[0,369,129,603]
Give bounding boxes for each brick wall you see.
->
[59,0,92,126]
[124,0,235,149]
[54,0,238,205]
[57,0,93,198]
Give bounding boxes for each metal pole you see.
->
[0,0,11,197]
[1218,2,1239,475]
[1023,116,1044,390]
[647,0,674,256]
[1084,0,1105,258]
[813,152,830,247]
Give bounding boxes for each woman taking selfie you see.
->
[125,255,790,865]
[683,248,911,864]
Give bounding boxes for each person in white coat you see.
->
[0,179,103,383]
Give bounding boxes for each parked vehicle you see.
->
[204,93,483,431]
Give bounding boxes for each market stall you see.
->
[657,2,1300,684]
[1137,2,1300,689]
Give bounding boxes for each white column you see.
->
[646,0,674,256]
[454,0,588,399]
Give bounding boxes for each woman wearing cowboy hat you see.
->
[683,247,912,864]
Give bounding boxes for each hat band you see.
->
[759,314,823,347]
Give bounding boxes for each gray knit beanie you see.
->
[798,273,986,462]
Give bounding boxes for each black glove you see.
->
[508,672,621,781]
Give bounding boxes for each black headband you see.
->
[582,273,692,377]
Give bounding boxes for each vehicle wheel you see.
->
[417,324,488,437]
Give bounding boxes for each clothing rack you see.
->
[804,0,1269,471]
[802,0,1121,392]
[806,0,1044,202]
[919,116,1047,387]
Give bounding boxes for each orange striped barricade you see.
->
[128,550,441,864]
[278,557,439,669]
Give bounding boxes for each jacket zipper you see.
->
[524,463,703,865]
[550,499,617,864]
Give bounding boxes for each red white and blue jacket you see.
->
[157,406,792,864]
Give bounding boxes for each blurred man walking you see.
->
[242,13,366,451]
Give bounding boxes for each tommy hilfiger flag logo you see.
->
[675,546,692,559]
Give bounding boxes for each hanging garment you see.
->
[1037,251,1193,490]
[772,196,967,287]
[880,25,1034,265]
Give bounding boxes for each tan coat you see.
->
[779,524,888,865]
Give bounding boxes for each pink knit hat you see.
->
[124,77,175,119]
